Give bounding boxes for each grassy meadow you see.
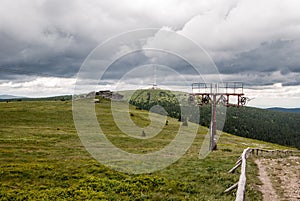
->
[0,99,293,200]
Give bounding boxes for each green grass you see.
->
[0,99,295,200]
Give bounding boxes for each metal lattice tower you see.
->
[152,65,157,89]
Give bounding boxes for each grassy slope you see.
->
[0,100,295,200]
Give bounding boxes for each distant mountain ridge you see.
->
[0,94,71,101]
[267,107,300,113]
[0,94,26,99]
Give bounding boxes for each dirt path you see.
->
[255,159,279,201]
[255,157,300,201]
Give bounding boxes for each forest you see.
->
[129,89,300,149]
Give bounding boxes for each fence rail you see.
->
[224,148,300,201]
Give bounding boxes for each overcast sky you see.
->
[0,0,300,108]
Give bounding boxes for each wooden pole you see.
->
[236,147,250,201]
[228,161,242,173]
[224,182,238,193]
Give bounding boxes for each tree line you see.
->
[129,89,300,149]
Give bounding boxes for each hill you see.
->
[223,106,300,148]
[128,89,184,119]
[128,89,300,149]
[0,94,26,99]
[2,98,297,200]
[0,95,72,102]
[267,107,300,113]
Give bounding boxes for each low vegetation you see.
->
[0,97,296,200]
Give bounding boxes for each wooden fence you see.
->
[224,147,300,201]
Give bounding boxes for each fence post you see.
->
[235,147,250,201]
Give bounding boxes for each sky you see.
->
[0,0,300,108]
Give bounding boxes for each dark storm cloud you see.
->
[179,0,300,87]
[0,0,202,81]
[1,0,300,89]
[217,40,300,74]
[215,40,300,86]
[0,28,95,79]
[101,49,198,80]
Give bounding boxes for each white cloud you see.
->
[0,0,204,45]
[0,77,76,97]
[179,0,300,61]
[1,0,300,64]
[0,0,300,108]
[245,83,300,108]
